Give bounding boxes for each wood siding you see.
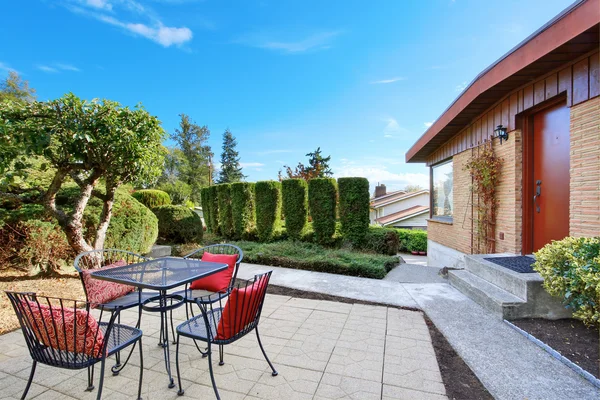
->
[427,51,600,166]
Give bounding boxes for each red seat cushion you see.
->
[189,252,238,293]
[80,260,135,307]
[214,277,268,340]
[21,300,105,358]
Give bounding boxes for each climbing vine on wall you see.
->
[464,142,502,253]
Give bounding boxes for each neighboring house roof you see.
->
[406,0,600,163]
[371,189,406,201]
[375,205,429,226]
[371,189,429,209]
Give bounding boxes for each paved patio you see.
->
[0,294,447,400]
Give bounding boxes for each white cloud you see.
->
[37,65,59,73]
[370,77,406,84]
[37,63,81,73]
[240,162,265,168]
[455,81,468,92]
[382,117,412,139]
[237,31,342,53]
[424,121,433,128]
[55,63,81,72]
[82,0,113,10]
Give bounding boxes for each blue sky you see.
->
[1,0,573,191]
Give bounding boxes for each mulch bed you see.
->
[267,284,493,400]
[512,318,599,379]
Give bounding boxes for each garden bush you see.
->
[407,230,428,252]
[255,181,281,242]
[206,185,220,234]
[282,179,308,239]
[359,226,399,255]
[200,187,210,230]
[338,177,370,245]
[158,180,192,205]
[153,205,203,244]
[231,182,255,239]
[534,237,600,326]
[132,189,171,209]
[308,178,337,244]
[217,184,234,238]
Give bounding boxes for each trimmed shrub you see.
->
[282,179,308,239]
[153,205,203,244]
[200,187,210,230]
[407,230,427,252]
[308,178,337,244]
[534,237,600,326]
[158,180,192,205]
[360,226,400,255]
[206,185,220,234]
[338,177,370,245]
[255,181,282,242]
[132,189,171,209]
[231,182,255,239]
[217,184,234,238]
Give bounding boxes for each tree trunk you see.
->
[93,183,117,250]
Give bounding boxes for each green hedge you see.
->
[282,179,308,239]
[255,181,281,242]
[153,205,203,244]
[217,184,233,238]
[132,189,171,209]
[200,187,210,230]
[206,185,219,234]
[231,182,255,239]
[397,229,428,252]
[360,226,400,255]
[338,177,370,245]
[308,178,337,244]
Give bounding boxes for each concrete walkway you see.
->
[238,262,600,400]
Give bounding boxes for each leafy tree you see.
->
[159,147,186,184]
[217,128,245,184]
[405,184,423,192]
[0,71,36,103]
[170,114,212,204]
[0,93,165,256]
[282,147,333,180]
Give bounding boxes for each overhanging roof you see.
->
[406,0,600,163]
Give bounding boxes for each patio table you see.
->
[91,256,227,389]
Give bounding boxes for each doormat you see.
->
[483,256,536,273]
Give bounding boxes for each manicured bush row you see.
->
[231,182,255,239]
[359,226,400,255]
[308,178,337,244]
[396,229,428,252]
[217,184,234,238]
[153,205,203,244]
[200,187,210,230]
[132,189,171,209]
[338,177,370,245]
[281,179,308,239]
[206,185,219,234]
[255,181,281,242]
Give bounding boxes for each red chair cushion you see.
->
[189,252,238,292]
[21,300,105,357]
[80,260,134,306]
[215,277,268,340]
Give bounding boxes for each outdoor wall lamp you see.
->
[495,125,509,144]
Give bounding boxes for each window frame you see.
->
[430,158,454,223]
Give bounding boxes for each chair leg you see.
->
[111,342,138,375]
[170,304,177,345]
[176,335,184,396]
[113,312,122,373]
[189,304,209,358]
[86,365,95,391]
[96,357,107,400]
[206,342,221,400]
[137,338,144,400]
[256,327,278,376]
[20,361,36,400]
[218,345,224,366]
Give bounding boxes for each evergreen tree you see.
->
[0,71,36,103]
[217,129,245,183]
[283,147,333,180]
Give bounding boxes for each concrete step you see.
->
[148,245,172,258]
[448,269,526,319]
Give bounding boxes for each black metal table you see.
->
[90,257,227,388]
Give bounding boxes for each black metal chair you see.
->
[74,249,155,374]
[5,291,143,400]
[175,271,277,400]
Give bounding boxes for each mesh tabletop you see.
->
[90,257,228,290]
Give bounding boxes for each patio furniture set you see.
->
[5,244,278,400]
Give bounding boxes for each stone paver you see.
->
[0,293,445,400]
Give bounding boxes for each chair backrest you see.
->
[184,244,244,286]
[200,271,271,344]
[5,292,115,368]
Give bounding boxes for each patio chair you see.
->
[169,244,243,351]
[5,291,143,400]
[174,271,277,400]
[74,249,155,374]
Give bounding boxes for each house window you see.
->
[432,160,453,221]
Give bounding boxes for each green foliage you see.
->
[153,205,203,244]
[216,184,234,238]
[282,179,308,239]
[359,226,400,255]
[206,185,220,234]
[255,181,282,242]
[282,147,333,180]
[158,180,192,205]
[338,177,370,245]
[230,182,255,239]
[235,240,398,279]
[534,237,600,326]
[0,71,35,104]
[132,189,171,209]
[308,178,337,244]
[217,129,246,184]
[200,187,210,230]
[395,229,428,253]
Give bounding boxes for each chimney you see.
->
[375,184,387,198]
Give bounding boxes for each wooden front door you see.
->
[531,102,570,252]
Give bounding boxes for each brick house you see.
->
[406,0,599,268]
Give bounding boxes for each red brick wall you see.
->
[570,96,600,237]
